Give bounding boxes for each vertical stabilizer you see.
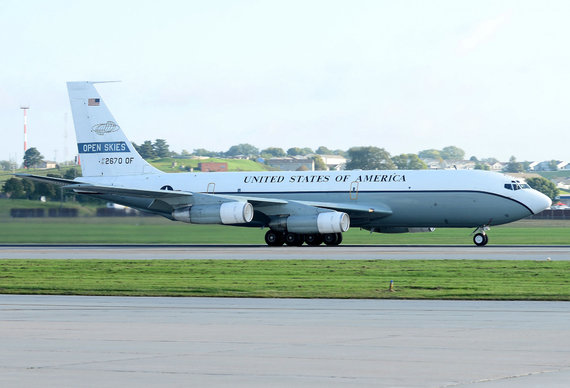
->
[67,81,162,177]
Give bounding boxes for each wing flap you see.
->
[296,200,393,217]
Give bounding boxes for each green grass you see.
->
[148,157,270,172]
[0,259,567,300]
[538,171,570,179]
[0,217,568,245]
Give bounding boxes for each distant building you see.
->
[528,161,541,171]
[317,154,347,170]
[490,162,505,171]
[198,162,228,172]
[528,161,568,171]
[452,161,476,170]
[420,158,447,169]
[37,160,57,169]
[267,157,314,171]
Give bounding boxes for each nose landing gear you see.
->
[472,226,490,246]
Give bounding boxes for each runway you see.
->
[0,244,569,260]
[1,295,569,387]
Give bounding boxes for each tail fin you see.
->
[67,81,162,177]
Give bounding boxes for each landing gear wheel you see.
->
[265,230,284,246]
[305,234,323,246]
[285,232,304,246]
[473,233,488,247]
[323,233,342,246]
[335,233,343,245]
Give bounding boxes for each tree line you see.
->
[0,141,561,201]
[1,168,83,201]
[1,141,564,175]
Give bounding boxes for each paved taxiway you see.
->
[1,296,569,387]
[0,244,568,260]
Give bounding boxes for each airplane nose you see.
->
[528,190,552,214]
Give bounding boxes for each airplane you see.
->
[18,81,552,247]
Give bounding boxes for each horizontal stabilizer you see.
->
[15,173,83,186]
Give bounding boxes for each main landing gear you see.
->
[472,226,490,247]
[265,230,343,247]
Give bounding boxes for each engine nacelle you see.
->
[172,202,254,224]
[286,212,350,234]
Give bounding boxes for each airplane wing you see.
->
[17,174,392,221]
[295,200,393,217]
[63,183,195,210]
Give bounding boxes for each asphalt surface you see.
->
[1,296,569,387]
[0,244,568,260]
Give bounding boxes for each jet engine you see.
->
[285,212,350,234]
[172,202,254,224]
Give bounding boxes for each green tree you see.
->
[225,144,259,157]
[193,148,217,157]
[418,149,441,160]
[332,149,347,157]
[261,147,286,157]
[23,147,44,168]
[504,156,524,173]
[137,141,156,159]
[475,163,490,170]
[526,177,559,202]
[21,180,35,199]
[1,160,16,171]
[311,155,328,171]
[34,182,57,200]
[63,168,81,180]
[2,178,25,198]
[440,146,465,161]
[287,147,312,156]
[392,154,428,170]
[483,157,499,165]
[153,139,171,158]
[316,146,332,155]
[346,147,395,170]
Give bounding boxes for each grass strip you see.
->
[0,219,569,245]
[1,259,568,300]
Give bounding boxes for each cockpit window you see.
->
[504,181,531,191]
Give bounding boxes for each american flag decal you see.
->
[88,98,100,106]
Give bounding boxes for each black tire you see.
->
[265,230,284,246]
[305,234,323,246]
[285,232,304,246]
[323,233,339,246]
[473,233,488,247]
[335,233,343,245]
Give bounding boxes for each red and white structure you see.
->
[20,106,29,154]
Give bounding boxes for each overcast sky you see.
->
[1,0,569,164]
